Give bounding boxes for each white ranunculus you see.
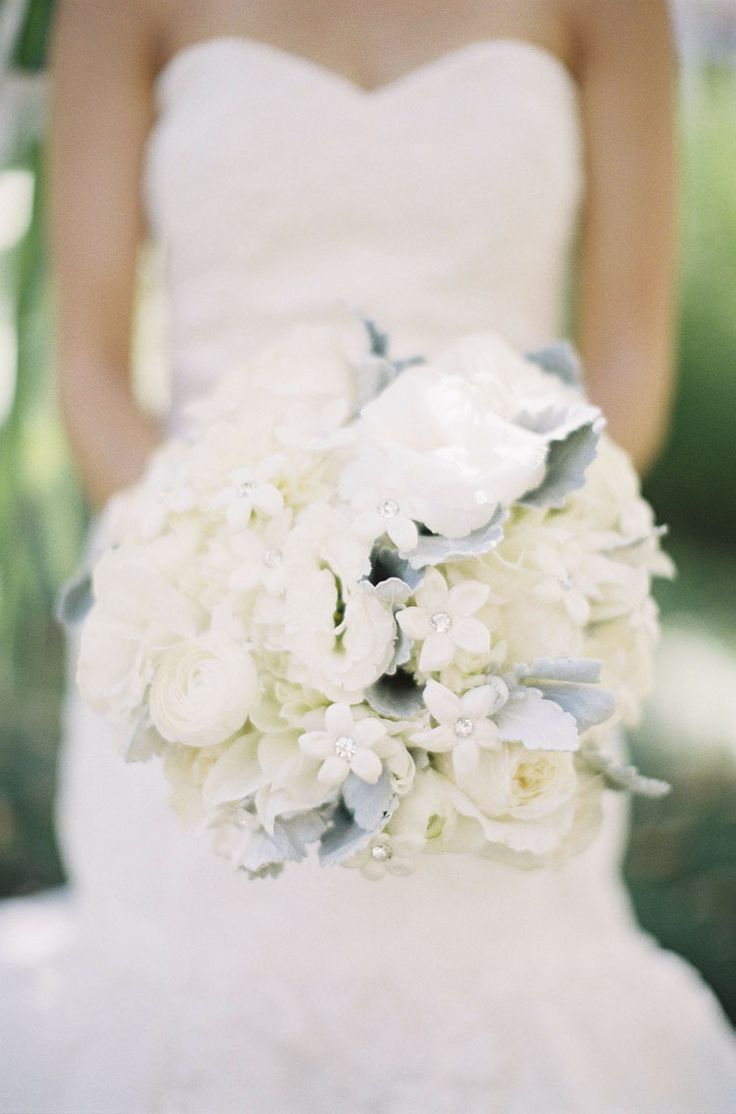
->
[77,550,200,720]
[149,634,259,747]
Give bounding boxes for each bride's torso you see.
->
[145,36,582,412]
[61,34,634,981]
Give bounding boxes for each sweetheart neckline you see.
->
[153,35,578,103]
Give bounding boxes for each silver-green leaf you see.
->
[55,568,93,627]
[408,505,507,569]
[520,417,603,509]
[526,341,582,388]
[582,751,671,799]
[365,671,426,719]
[342,768,396,830]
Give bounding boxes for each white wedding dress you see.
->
[2,38,736,1114]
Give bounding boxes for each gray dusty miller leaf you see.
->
[365,671,426,719]
[369,545,426,592]
[526,341,583,388]
[582,750,671,799]
[408,505,507,570]
[342,768,396,831]
[520,416,603,509]
[514,658,615,734]
[55,567,93,627]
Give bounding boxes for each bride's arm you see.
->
[574,0,677,474]
[49,0,163,507]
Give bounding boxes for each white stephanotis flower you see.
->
[213,455,285,528]
[228,509,293,595]
[411,679,508,779]
[343,480,419,554]
[298,702,395,786]
[149,633,259,747]
[348,831,426,880]
[397,568,489,671]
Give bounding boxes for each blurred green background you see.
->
[1,0,735,1022]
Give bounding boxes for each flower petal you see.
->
[318,755,350,785]
[419,632,455,672]
[452,740,480,781]
[448,580,489,617]
[461,684,498,720]
[353,510,382,540]
[410,724,456,753]
[350,748,383,784]
[390,517,419,554]
[396,606,430,640]
[415,568,449,612]
[495,690,579,752]
[423,679,462,724]
[254,485,284,516]
[451,617,490,656]
[354,716,389,747]
[324,702,355,737]
[298,730,333,760]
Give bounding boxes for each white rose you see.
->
[441,744,580,855]
[149,633,259,747]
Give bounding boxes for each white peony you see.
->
[149,634,259,747]
[348,366,549,536]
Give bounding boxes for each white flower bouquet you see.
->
[66,317,673,879]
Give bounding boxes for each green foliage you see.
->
[11,0,55,72]
[645,66,736,546]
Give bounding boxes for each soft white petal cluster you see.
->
[76,323,670,880]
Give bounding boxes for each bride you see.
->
[2,1,736,1110]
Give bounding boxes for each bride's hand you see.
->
[49,0,162,508]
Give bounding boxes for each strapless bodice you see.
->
[143,37,583,413]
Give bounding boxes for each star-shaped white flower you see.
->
[411,678,509,779]
[214,456,284,529]
[228,510,293,595]
[396,568,490,671]
[349,831,426,880]
[298,702,394,786]
[348,484,419,554]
